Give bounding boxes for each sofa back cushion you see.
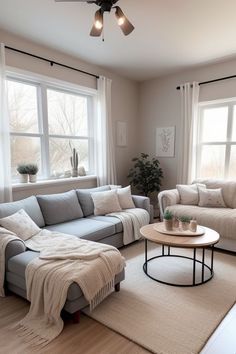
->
[76,186,110,216]
[0,196,45,227]
[37,190,83,225]
[193,179,236,208]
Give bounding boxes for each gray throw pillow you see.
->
[76,186,110,216]
[0,196,45,227]
[37,190,83,225]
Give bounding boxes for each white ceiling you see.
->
[0,0,236,81]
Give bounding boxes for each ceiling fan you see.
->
[55,0,135,37]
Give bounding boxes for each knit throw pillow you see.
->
[0,209,41,240]
[91,190,122,216]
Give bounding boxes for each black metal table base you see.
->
[143,239,215,287]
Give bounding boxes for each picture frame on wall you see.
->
[116,121,127,147]
[156,126,175,157]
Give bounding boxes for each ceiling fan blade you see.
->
[55,0,93,2]
[114,6,134,36]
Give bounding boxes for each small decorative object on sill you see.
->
[70,148,79,177]
[64,170,72,178]
[26,164,39,183]
[163,210,173,231]
[78,166,86,176]
[178,216,191,231]
[189,218,197,232]
[16,164,29,183]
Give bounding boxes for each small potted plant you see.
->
[16,164,29,183]
[163,210,173,231]
[178,216,191,231]
[70,148,79,177]
[26,164,39,183]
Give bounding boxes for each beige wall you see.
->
[0,29,139,188]
[139,58,236,190]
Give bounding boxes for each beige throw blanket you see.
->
[107,208,150,245]
[16,230,125,346]
[0,227,25,297]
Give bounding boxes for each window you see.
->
[197,99,236,179]
[7,72,95,180]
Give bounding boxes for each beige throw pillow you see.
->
[198,187,226,208]
[176,183,206,205]
[91,190,122,216]
[0,209,41,240]
[117,185,135,209]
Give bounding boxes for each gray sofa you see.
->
[1,185,151,318]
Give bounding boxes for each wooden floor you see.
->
[0,295,151,354]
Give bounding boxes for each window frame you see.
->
[197,97,236,180]
[6,67,97,181]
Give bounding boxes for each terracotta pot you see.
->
[164,219,173,231]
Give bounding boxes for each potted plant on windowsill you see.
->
[26,164,39,183]
[16,164,29,183]
[127,153,163,218]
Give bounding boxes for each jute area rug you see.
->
[84,241,236,354]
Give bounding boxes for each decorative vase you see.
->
[190,219,197,232]
[29,174,37,183]
[172,217,179,229]
[19,174,28,183]
[164,219,173,232]
[78,166,86,176]
[179,221,189,231]
[72,168,78,177]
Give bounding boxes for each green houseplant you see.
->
[16,164,29,183]
[127,153,163,197]
[163,210,173,231]
[178,215,191,231]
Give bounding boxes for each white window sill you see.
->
[12,175,97,192]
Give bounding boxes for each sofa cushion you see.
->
[91,190,122,216]
[87,215,123,233]
[117,186,135,209]
[0,209,41,241]
[76,186,110,217]
[7,251,83,301]
[167,204,236,241]
[193,179,236,208]
[0,196,45,227]
[198,187,226,208]
[45,218,116,242]
[37,190,83,226]
[176,183,206,205]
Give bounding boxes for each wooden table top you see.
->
[140,222,220,248]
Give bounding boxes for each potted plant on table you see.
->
[163,210,173,231]
[127,153,163,217]
[26,164,39,183]
[16,164,29,183]
[178,216,191,231]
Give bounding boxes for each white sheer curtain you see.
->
[177,82,199,184]
[0,43,12,203]
[95,76,117,186]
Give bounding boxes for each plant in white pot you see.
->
[178,215,191,231]
[16,164,29,183]
[26,164,39,183]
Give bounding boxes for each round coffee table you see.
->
[140,223,220,287]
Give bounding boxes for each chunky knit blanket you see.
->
[12,230,125,346]
[108,208,150,245]
[0,227,25,297]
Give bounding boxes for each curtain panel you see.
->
[0,43,12,202]
[95,76,117,186]
[177,82,199,184]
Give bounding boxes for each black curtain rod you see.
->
[176,74,236,90]
[5,45,99,80]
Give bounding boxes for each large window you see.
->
[7,73,95,180]
[197,99,236,179]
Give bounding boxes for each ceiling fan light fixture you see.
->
[114,6,134,36]
[90,9,103,36]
